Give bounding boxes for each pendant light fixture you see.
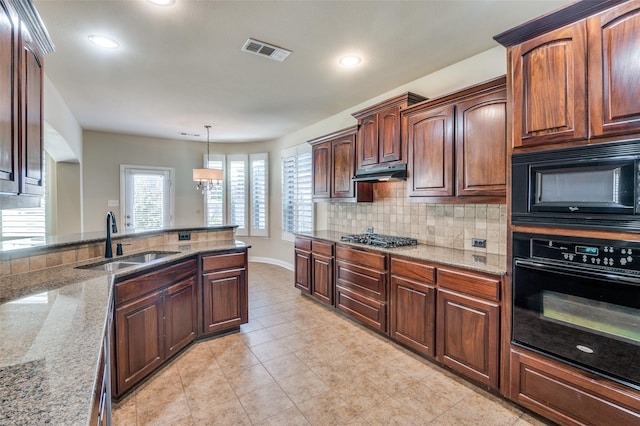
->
[193,125,223,193]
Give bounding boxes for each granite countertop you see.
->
[297,231,507,275]
[0,239,249,425]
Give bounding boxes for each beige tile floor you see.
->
[112,262,553,426]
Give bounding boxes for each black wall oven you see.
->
[512,140,640,231]
[512,232,640,390]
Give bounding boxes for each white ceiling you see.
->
[34,0,571,144]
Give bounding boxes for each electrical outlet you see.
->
[472,238,487,248]
[366,226,374,234]
[178,232,191,241]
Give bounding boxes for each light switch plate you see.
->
[107,199,119,207]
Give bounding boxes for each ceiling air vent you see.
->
[241,38,291,62]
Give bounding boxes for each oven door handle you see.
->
[514,258,640,285]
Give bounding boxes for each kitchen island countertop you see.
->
[0,238,249,425]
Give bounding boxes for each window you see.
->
[120,165,174,233]
[250,153,268,237]
[0,156,46,247]
[204,153,268,237]
[281,144,313,242]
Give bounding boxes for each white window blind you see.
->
[250,153,268,237]
[282,144,313,242]
[120,166,174,233]
[1,157,46,244]
[205,155,225,226]
[228,155,248,236]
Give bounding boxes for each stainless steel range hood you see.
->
[351,164,407,182]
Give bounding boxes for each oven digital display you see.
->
[576,246,599,256]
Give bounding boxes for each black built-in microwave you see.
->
[512,140,640,231]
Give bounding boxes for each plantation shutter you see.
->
[250,153,268,237]
[228,155,247,236]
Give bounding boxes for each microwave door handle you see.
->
[514,258,640,286]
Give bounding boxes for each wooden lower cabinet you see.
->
[510,348,640,426]
[389,257,436,358]
[294,237,311,294]
[335,245,387,333]
[436,267,501,390]
[164,277,197,358]
[112,251,249,398]
[201,251,248,336]
[294,237,335,307]
[115,289,165,396]
[437,289,500,389]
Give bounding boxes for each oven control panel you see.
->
[520,235,640,273]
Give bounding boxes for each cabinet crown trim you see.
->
[351,92,427,119]
[307,125,357,146]
[493,0,627,46]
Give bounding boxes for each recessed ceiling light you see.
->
[147,0,175,5]
[88,34,119,49]
[339,55,362,67]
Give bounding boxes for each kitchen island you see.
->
[0,227,248,425]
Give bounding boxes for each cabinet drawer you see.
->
[336,285,386,333]
[511,349,640,426]
[294,237,311,251]
[336,258,386,301]
[312,240,334,256]
[115,258,197,305]
[390,257,435,284]
[336,245,386,270]
[437,268,500,302]
[202,251,246,272]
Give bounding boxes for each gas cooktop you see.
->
[340,233,418,248]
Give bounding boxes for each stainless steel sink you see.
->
[77,251,180,271]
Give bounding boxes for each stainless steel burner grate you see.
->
[340,233,418,248]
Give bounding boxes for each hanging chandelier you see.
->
[193,125,223,193]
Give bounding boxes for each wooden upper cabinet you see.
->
[331,135,355,198]
[511,21,588,147]
[308,126,372,202]
[352,92,426,170]
[311,141,331,199]
[0,4,17,195]
[455,89,507,197]
[406,104,455,198]
[588,1,640,137]
[358,116,379,167]
[378,105,402,163]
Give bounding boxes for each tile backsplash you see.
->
[326,181,507,255]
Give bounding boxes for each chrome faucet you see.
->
[105,211,118,258]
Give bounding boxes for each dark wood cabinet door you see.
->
[406,104,455,197]
[312,141,330,198]
[202,267,246,334]
[164,276,197,359]
[0,4,17,195]
[588,2,640,138]
[331,136,355,198]
[511,20,587,147]
[357,115,379,168]
[115,290,164,395]
[378,105,402,163]
[437,289,499,389]
[294,248,311,294]
[455,89,507,198]
[311,253,333,305]
[390,275,435,358]
[19,26,43,196]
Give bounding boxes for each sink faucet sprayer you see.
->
[105,211,118,258]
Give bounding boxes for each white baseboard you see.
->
[248,256,294,271]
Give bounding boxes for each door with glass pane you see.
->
[121,166,174,233]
